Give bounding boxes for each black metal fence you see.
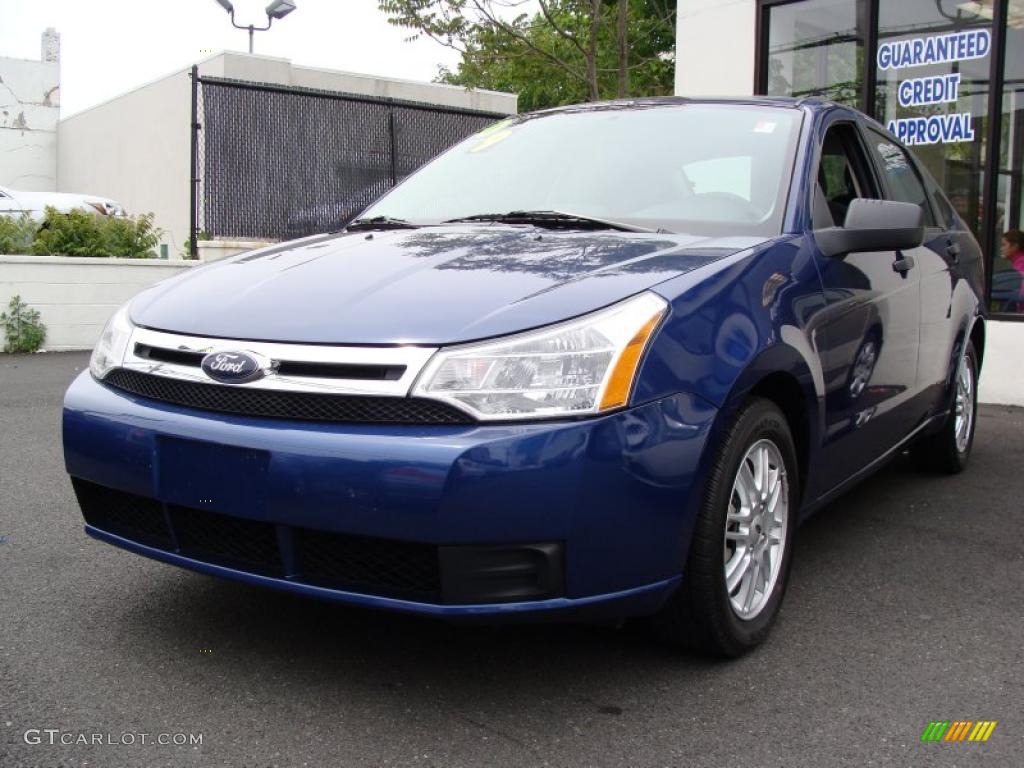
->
[189,69,505,252]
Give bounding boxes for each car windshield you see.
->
[361,104,803,236]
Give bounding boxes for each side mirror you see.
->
[814,199,924,258]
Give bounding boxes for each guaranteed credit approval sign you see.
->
[878,28,991,147]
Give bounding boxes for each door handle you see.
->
[946,241,961,261]
[893,254,915,275]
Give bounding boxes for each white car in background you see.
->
[0,184,126,221]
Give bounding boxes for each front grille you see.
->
[133,344,406,381]
[103,368,473,425]
[297,527,441,600]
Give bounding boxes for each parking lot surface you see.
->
[2,352,1022,768]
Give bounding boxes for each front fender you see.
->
[636,236,828,521]
[638,237,824,409]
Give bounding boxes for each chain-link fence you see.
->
[190,72,505,250]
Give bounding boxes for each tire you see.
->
[911,340,978,474]
[650,398,800,657]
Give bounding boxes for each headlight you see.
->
[89,303,135,379]
[413,292,667,420]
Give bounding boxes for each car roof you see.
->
[519,96,900,146]
[526,95,841,118]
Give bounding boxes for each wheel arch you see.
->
[716,343,821,502]
[746,372,812,499]
[969,315,985,371]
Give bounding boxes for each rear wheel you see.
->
[912,340,978,474]
[651,398,799,657]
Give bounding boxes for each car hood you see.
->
[132,226,764,345]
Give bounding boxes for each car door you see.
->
[862,128,960,417]
[809,119,923,493]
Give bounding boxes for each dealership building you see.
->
[677,0,1022,403]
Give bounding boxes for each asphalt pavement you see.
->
[1,351,1022,768]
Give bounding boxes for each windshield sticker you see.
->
[469,119,515,153]
[754,121,777,134]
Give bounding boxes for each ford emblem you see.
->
[200,351,266,384]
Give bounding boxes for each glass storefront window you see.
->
[765,0,868,107]
[760,0,1020,318]
[874,0,992,243]
[992,1,1024,316]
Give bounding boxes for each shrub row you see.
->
[0,207,162,259]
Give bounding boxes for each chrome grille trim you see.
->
[119,326,439,397]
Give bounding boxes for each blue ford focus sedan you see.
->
[64,98,985,656]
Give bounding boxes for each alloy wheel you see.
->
[723,439,789,620]
[954,352,974,454]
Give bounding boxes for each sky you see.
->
[0,0,481,118]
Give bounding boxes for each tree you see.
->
[378,0,676,112]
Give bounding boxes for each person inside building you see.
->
[997,229,1024,313]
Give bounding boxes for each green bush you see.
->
[31,206,162,258]
[1,295,46,353]
[0,213,37,255]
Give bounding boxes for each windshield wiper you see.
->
[344,216,419,232]
[443,210,653,233]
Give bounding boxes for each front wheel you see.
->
[651,398,799,657]
[911,339,979,474]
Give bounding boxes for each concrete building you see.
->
[0,28,61,191]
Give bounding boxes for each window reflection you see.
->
[765,0,867,107]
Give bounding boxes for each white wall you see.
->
[0,255,197,351]
[675,0,756,97]
[196,239,274,262]
[0,29,61,191]
[978,321,1024,406]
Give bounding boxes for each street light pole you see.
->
[212,0,297,54]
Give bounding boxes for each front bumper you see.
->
[63,371,716,620]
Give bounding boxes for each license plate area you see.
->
[157,437,270,520]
